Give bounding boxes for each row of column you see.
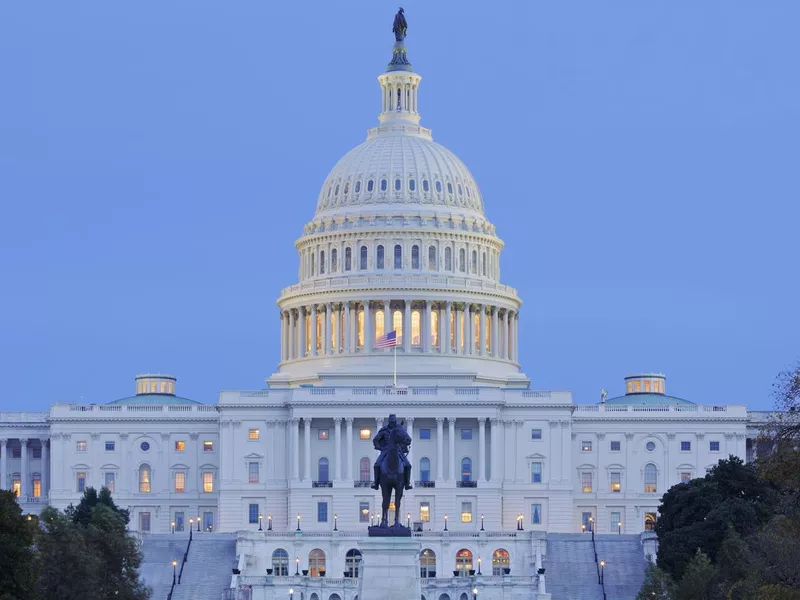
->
[280,301,519,363]
[381,80,419,114]
[288,417,496,483]
[0,438,49,500]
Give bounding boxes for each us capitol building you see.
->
[1,16,771,600]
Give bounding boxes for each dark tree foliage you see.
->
[0,490,38,600]
[635,562,674,600]
[672,550,715,600]
[66,485,130,526]
[770,362,800,443]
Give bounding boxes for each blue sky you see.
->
[1,1,798,410]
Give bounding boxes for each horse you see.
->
[378,433,405,528]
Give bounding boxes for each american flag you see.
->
[375,330,397,349]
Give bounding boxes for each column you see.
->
[479,305,487,356]
[478,418,487,482]
[41,438,49,500]
[0,439,7,491]
[345,417,354,480]
[383,300,391,343]
[503,421,514,483]
[405,417,415,476]
[514,421,522,482]
[325,303,333,355]
[303,418,312,482]
[279,312,286,362]
[549,422,560,482]
[343,302,351,353]
[334,418,342,481]
[491,307,499,357]
[514,313,520,361]
[465,305,473,355]
[299,307,307,358]
[20,439,28,498]
[364,301,372,354]
[423,302,432,352]
[445,302,452,354]
[265,422,276,481]
[438,304,445,353]
[454,304,462,355]
[310,305,318,357]
[436,418,444,482]
[288,310,296,359]
[403,301,412,352]
[502,310,509,359]
[448,418,456,481]
[489,419,501,483]
[292,419,300,480]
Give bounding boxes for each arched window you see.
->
[644,464,657,493]
[375,309,385,340]
[380,179,387,192]
[444,247,452,271]
[492,549,510,576]
[311,252,316,276]
[272,549,289,576]
[359,457,371,482]
[316,312,323,351]
[320,250,325,274]
[330,311,337,352]
[459,248,466,273]
[139,464,151,493]
[438,595,451,600]
[419,458,431,482]
[345,549,362,578]
[447,182,453,195]
[471,250,477,274]
[393,310,403,344]
[430,310,439,348]
[428,246,437,270]
[329,595,342,600]
[482,252,487,276]
[459,595,468,600]
[455,549,472,576]
[435,181,442,193]
[360,246,368,270]
[367,179,374,192]
[411,245,420,269]
[376,245,385,269]
[318,458,329,483]
[394,245,402,269]
[308,549,326,577]
[457,184,463,197]
[357,308,364,347]
[355,181,361,193]
[395,178,402,191]
[409,179,416,191]
[423,179,430,192]
[345,248,352,271]
[473,313,480,351]
[411,310,421,346]
[461,458,472,482]
[420,549,436,578]
[331,248,338,273]
[344,182,350,195]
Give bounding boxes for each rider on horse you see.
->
[371,414,413,491]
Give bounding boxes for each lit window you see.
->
[644,380,651,392]
[419,502,430,522]
[581,472,592,493]
[646,441,656,452]
[203,472,213,493]
[248,503,259,524]
[627,381,633,393]
[77,472,86,493]
[492,549,509,575]
[610,472,621,492]
[375,309,385,340]
[430,310,439,347]
[104,472,115,492]
[411,310,421,346]
[175,440,186,452]
[139,464,151,493]
[32,476,41,498]
[681,441,691,452]
[610,440,621,452]
[393,310,403,345]
[249,462,259,483]
[318,429,329,440]
[456,549,473,575]
[174,472,185,493]
[680,472,691,483]
[309,549,326,577]
[359,428,371,440]
[461,501,472,523]
[419,428,431,440]
[531,462,542,483]
[635,380,641,392]
[644,464,657,493]
[531,429,542,440]
[317,502,328,522]
[644,512,657,531]
[709,441,720,452]
[581,441,592,452]
[359,501,370,522]
[203,441,214,452]
[532,504,542,525]
[76,440,87,452]
[105,441,115,452]
[473,312,480,350]
[249,429,260,440]
[357,309,364,347]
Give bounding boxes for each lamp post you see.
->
[296,513,301,532]
[599,560,605,584]
[443,514,448,531]
[268,513,273,531]
[480,514,484,531]
[196,516,201,532]
[370,513,374,527]
[289,588,294,600]
[171,560,177,585]
[170,521,175,534]
[258,514,263,531]
[477,557,482,575]
[406,512,411,528]
[516,513,524,531]
[581,524,586,534]
[333,514,338,531]
[617,521,622,534]
[188,519,193,540]
[472,586,478,600]
[295,558,300,576]
[589,516,594,541]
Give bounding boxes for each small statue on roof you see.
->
[393,8,408,42]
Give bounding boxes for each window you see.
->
[12,475,20,497]
[367,179,374,192]
[411,245,420,269]
[420,549,436,578]
[471,250,477,274]
[140,441,150,452]
[411,310,421,345]
[531,429,542,440]
[33,448,42,459]
[680,471,691,483]
[319,250,325,274]
[492,549,509,576]
[461,428,472,440]
[581,471,592,493]
[248,503,259,524]
[444,247,452,270]
[644,512,657,531]
[532,503,542,525]
[317,501,328,522]
[359,501,370,522]
[345,549,362,578]
[308,549,326,577]
[531,462,542,483]
[175,511,184,532]
[139,512,151,532]
[376,245,385,269]
[644,464,657,493]
[435,180,442,193]
[459,248,466,272]
[105,441,115,452]
[360,245,367,270]
[345,247,352,271]
[428,246,437,269]
[395,178,401,191]
[248,429,260,440]
[174,471,186,493]
[318,429,329,440]
[681,441,691,452]
[272,549,289,576]
[331,248,338,272]
[393,309,403,344]
[482,252,487,276]
[203,471,213,493]
[359,428,371,440]
[419,428,431,440]
[460,501,472,523]
[139,464,151,493]
[249,462,259,483]
[610,471,621,492]
[455,549,473,576]
[357,308,364,347]
[175,440,186,452]
[646,441,656,452]
[354,181,361,193]
[380,178,387,191]
[359,457,371,482]
[458,183,463,197]
[423,179,430,192]
[104,472,115,492]
[76,440,87,452]
[610,511,621,532]
[710,441,720,452]
[203,441,214,452]
[203,511,213,531]
[310,252,315,275]
[419,501,430,522]
[610,440,621,452]
[318,457,329,482]
[394,244,402,269]
[375,309,385,340]
[461,457,472,482]
[32,475,41,498]
[447,182,453,195]
[409,179,416,191]
[419,458,431,482]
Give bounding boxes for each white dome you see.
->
[315,129,485,219]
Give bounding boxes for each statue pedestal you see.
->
[358,537,421,600]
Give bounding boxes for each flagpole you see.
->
[393,339,397,388]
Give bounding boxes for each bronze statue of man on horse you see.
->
[370,414,413,531]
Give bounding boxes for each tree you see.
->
[0,490,38,600]
[66,485,130,527]
[770,362,800,443]
[672,550,715,600]
[636,561,674,600]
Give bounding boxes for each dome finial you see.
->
[388,8,412,72]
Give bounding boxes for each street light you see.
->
[170,521,175,534]
[289,588,294,600]
[516,513,524,531]
[268,513,273,531]
[472,586,478,600]
[599,560,605,584]
[196,516,201,532]
[258,514,263,531]
[188,518,194,540]
[581,524,586,534]
[477,557,482,575]
[617,521,622,534]
[589,516,595,541]
[480,513,485,531]
[296,513,301,532]
[443,514,448,531]
[295,557,300,576]
[406,512,411,528]
[333,514,338,531]
[171,560,177,585]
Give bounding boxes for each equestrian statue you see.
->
[370,414,412,532]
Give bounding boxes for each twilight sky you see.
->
[1,1,798,411]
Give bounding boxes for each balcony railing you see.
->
[415,481,435,488]
[457,480,477,488]
[312,481,333,488]
[353,481,372,488]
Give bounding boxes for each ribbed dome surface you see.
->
[314,132,484,219]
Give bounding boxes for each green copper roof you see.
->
[604,393,694,406]
[108,394,202,406]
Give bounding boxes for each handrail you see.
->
[178,531,192,584]
[589,530,607,600]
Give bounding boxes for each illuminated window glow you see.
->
[411,310,421,346]
[203,472,213,493]
[430,310,439,347]
[393,310,403,345]
[359,428,371,440]
[248,429,260,440]
[175,440,186,452]
[610,471,621,492]
[139,464,151,493]
[174,472,185,493]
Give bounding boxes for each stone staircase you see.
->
[138,533,190,600]
[170,534,237,600]
[544,534,604,600]
[594,535,648,600]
